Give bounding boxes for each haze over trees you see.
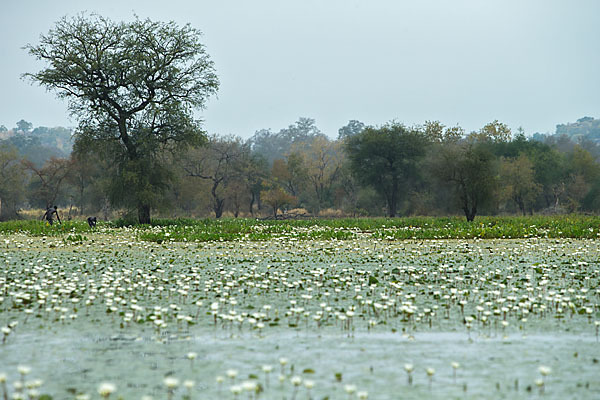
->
[3,14,600,222]
[4,115,600,222]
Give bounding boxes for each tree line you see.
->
[2,116,600,222]
[3,14,600,223]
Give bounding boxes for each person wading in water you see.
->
[41,205,61,225]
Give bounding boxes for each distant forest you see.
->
[1,116,600,221]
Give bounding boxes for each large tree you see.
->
[297,136,343,213]
[430,141,497,221]
[346,123,428,217]
[499,154,541,215]
[25,14,218,223]
[183,136,249,218]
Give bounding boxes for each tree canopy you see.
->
[346,123,428,217]
[430,141,497,221]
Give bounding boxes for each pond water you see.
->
[1,234,599,399]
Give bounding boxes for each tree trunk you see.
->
[257,191,262,211]
[463,206,476,222]
[79,180,85,215]
[138,204,151,224]
[516,196,525,215]
[388,206,396,217]
[214,199,225,218]
[249,191,255,217]
[388,180,398,217]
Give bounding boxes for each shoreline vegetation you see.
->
[1,215,599,242]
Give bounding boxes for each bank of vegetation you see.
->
[2,215,599,242]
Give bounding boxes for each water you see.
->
[1,234,599,399]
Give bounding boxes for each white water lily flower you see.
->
[97,382,116,397]
[290,376,302,386]
[163,377,179,389]
[17,366,31,375]
[538,366,551,376]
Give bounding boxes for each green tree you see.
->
[271,156,307,198]
[469,120,511,143]
[67,150,109,216]
[423,121,464,144]
[423,120,445,143]
[0,144,26,220]
[297,136,343,213]
[430,142,497,221]
[25,14,218,223]
[241,153,269,216]
[337,120,365,140]
[15,120,33,134]
[561,145,600,211]
[529,146,566,208]
[346,123,428,217]
[568,145,600,182]
[499,154,541,215]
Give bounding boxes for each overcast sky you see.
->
[1,0,599,138]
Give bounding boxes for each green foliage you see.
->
[337,120,365,140]
[369,215,600,240]
[429,142,497,221]
[499,154,541,215]
[470,120,512,143]
[107,157,173,214]
[346,122,428,217]
[6,114,600,220]
[127,216,600,242]
[0,219,94,236]
[5,216,598,242]
[0,144,26,220]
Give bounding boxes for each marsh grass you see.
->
[2,215,599,242]
[0,220,94,236]
[135,215,600,242]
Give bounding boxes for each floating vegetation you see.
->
[0,225,599,398]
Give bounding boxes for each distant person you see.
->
[41,205,61,225]
[87,216,97,228]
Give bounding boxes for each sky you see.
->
[1,0,599,138]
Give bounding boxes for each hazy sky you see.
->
[1,0,599,138]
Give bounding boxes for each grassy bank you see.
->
[2,215,599,242]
